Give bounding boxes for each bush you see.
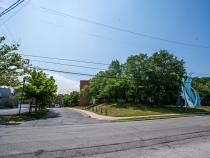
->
[61,91,79,107]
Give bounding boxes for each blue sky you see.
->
[0,0,210,93]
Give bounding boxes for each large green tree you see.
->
[24,69,57,110]
[147,50,186,104]
[0,36,29,87]
[124,54,149,103]
[82,50,186,105]
[82,60,129,103]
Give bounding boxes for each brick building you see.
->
[80,80,90,105]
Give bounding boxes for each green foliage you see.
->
[61,91,79,106]
[124,54,149,101]
[82,50,186,105]
[192,77,210,105]
[82,60,129,102]
[23,70,57,108]
[147,50,186,104]
[0,36,30,87]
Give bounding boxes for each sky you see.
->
[0,0,210,93]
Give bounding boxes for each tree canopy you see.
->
[0,36,29,87]
[23,70,57,109]
[192,77,210,105]
[82,50,186,105]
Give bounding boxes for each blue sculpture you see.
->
[177,74,201,108]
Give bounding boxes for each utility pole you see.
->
[18,77,26,116]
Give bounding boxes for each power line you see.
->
[29,66,142,83]
[0,0,22,16]
[1,2,210,49]
[32,66,95,77]
[0,0,24,18]
[18,53,110,66]
[29,58,209,76]
[30,59,106,70]
[41,7,210,49]
[27,66,176,81]
[28,67,132,81]
[1,0,31,24]
[8,53,210,77]
[28,66,210,80]
[9,52,210,78]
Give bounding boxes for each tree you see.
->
[0,36,29,87]
[24,69,57,110]
[148,50,186,104]
[124,54,149,103]
[61,91,79,106]
[192,77,210,105]
[82,60,129,103]
[82,50,186,105]
[97,60,126,101]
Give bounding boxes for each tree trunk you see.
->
[35,102,38,112]
[29,102,32,114]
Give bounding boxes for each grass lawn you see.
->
[199,106,210,112]
[0,109,50,124]
[77,103,210,117]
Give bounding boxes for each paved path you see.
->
[0,108,210,158]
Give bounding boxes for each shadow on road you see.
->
[0,109,61,126]
[42,109,61,119]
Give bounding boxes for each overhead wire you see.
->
[1,0,31,24]
[0,0,24,18]
[18,53,110,66]
[1,2,210,49]
[8,53,210,78]
[31,66,95,77]
[28,66,209,82]
[30,59,106,70]
[28,66,155,84]
[0,2,209,77]
[41,7,210,49]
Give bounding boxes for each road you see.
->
[0,104,30,115]
[0,108,210,158]
[19,108,107,127]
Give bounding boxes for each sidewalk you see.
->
[70,108,183,121]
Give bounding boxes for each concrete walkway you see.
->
[70,108,183,120]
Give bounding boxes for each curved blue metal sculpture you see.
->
[177,75,201,108]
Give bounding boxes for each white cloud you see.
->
[47,73,79,94]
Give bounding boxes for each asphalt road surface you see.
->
[0,104,30,115]
[0,108,210,158]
